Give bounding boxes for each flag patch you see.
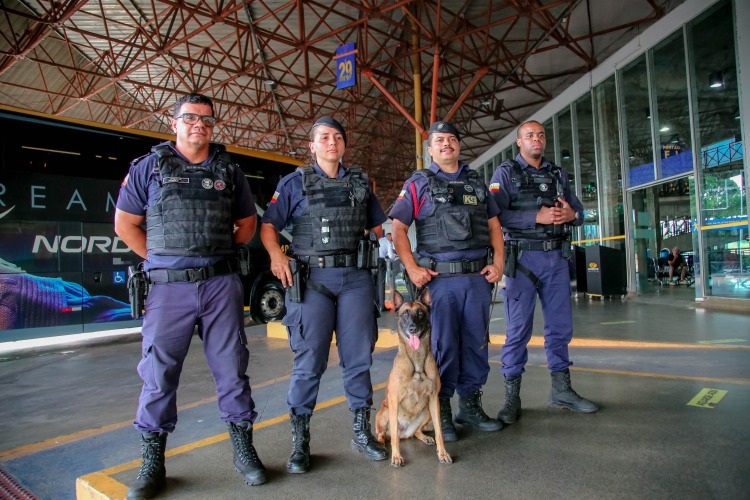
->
[397,189,406,200]
[121,174,129,187]
[489,183,500,192]
[271,191,280,203]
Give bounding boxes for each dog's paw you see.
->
[418,435,435,446]
[390,454,405,467]
[438,451,452,464]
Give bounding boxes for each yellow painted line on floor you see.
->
[488,361,750,385]
[687,388,728,408]
[698,339,747,345]
[0,374,294,462]
[76,383,387,500]
[487,335,750,350]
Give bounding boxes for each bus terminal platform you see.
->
[0,285,749,500]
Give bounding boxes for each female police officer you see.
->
[260,116,387,473]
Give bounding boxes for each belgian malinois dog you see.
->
[375,289,452,467]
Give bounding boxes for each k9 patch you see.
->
[463,194,478,205]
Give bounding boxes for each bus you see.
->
[0,106,301,343]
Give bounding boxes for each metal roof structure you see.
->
[0,0,684,204]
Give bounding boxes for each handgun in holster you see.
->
[127,264,149,319]
[504,242,517,278]
[236,245,252,277]
[287,259,307,303]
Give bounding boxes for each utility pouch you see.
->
[127,264,148,319]
[561,240,572,260]
[357,238,379,270]
[504,244,517,278]
[287,259,307,303]
[237,245,252,277]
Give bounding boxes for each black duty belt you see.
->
[148,260,236,283]
[417,257,488,274]
[299,254,357,268]
[510,240,564,252]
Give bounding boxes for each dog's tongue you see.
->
[408,334,420,350]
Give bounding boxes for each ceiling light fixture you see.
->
[709,71,723,88]
[264,79,276,86]
[659,126,670,132]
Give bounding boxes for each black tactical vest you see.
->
[414,169,490,253]
[291,166,369,256]
[145,143,235,256]
[502,160,568,240]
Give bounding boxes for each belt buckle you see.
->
[335,255,345,267]
[461,260,472,274]
[186,268,205,282]
[543,240,553,251]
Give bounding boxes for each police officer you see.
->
[489,120,597,425]
[115,93,266,499]
[260,116,388,473]
[389,121,505,442]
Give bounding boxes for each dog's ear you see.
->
[393,291,404,310]
[418,287,431,307]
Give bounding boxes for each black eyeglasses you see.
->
[175,113,217,127]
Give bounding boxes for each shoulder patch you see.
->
[489,182,500,192]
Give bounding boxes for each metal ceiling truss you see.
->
[0,0,676,203]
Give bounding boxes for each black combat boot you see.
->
[548,369,598,413]
[287,414,311,473]
[127,432,167,500]
[227,421,267,485]
[351,408,387,460]
[438,397,458,442]
[454,390,503,431]
[497,375,522,425]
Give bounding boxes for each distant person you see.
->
[668,246,687,285]
[115,93,266,499]
[489,120,597,426]
[376,233,395,311]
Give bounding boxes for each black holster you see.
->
[504,243,517,278]
[356,236,379,270]
[127,264,149,319]
[287,259,307,303]
[236,245,252,277]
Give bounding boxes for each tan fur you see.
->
[375,290,452,467]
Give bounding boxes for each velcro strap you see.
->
[299,254,357,268]
[513,240,564,251]
[417,257,488,274]
[148,260,236,283]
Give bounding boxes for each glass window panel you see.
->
[621,55,654,187]
[503,146,513,162]
[653,30,692,178]
[543,118,555,162]
[576,93,599,245]
[557,108,574,183]
[594,75,625,250]
[691,0,748,298]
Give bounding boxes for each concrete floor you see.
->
[1,285,749,500]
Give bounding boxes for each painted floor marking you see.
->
[687,388,728,408]
[600,321,637,325]
[698,339,747,345]
[76,382,389,499]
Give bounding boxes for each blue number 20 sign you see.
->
[336,43,356,90]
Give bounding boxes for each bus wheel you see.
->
[253,279,286,323]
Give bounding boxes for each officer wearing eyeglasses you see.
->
[115,93,267,499]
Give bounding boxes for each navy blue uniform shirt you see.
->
[116,141,257,271]
[389,161,500,262]
[262,162,387,253]
[489,154,583,241]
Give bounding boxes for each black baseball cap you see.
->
[427,121,460,141]
[311,116,347,146]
